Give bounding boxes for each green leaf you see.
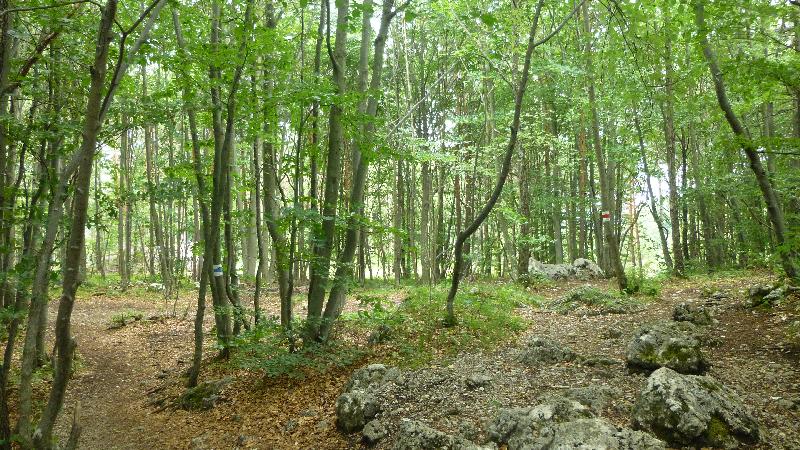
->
[479,13,497,27]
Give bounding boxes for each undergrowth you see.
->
[343,281,542,368]
[231,319,368,379]
[547,286,647,315]
[109,309,144,328]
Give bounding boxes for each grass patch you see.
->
[109,309,144,328]
[343,281,541,368]
[547,286,646,315]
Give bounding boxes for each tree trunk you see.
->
[583,1,627,291]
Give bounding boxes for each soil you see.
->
[38,272,799,449]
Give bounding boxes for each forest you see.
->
[0,0,799,448]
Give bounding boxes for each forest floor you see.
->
[39,270,800,449]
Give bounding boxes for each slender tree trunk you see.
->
[306,0,349,340]
[583,1,627,290]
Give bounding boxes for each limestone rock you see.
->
[533,418,665,449]
[345,363,401,392]
[518,337,577,366]
[465,374,493,389]
[625,321,708,374]
[336,390,380,433]
[632,367,760,448]
[487,396,593,449]
[392,420,483,450]
[336,363,402,433]
[673,302,714,325]
[178,377,232,410]
[572,258,605,279]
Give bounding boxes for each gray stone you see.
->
[632,367,760,448]
[336,363,402,433]
[336,391,380,433]
[466,374,493,389]
[762,287,785,306]
[392,420,482,450]
[529,258,575,280]
[746,283,784,307]
[345,363,400,392]
[572,258,605,279]
[487,396,593,449]
[625,321,708,374]
[673,302,714,325]
[582,356,620,367]
[518,337,577,366]
[363,419,387,445]
[533,418,665,449]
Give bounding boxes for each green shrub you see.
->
[231,320,367,379]
[517,272,553,289]
[625,271,663,297]
[367,282,540,368]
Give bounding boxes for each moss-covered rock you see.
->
[626,321,709,374]
[632,368,760,448]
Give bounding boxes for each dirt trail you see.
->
[52,294,197,449]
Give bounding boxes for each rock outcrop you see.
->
[533,418,665,449]
[632,368,760,448]
[527,258,604,281]
[518,337,577,366]
[626,321,708,374]
[487,395,593,449]
[673,302,714,325]
[392,420,486,450]
[336,364,401,433]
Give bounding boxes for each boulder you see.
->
[762,286,785,305]
[672,302,714,325]
[572,258,605,279]
[465,374,493,390]
[533,418,665,449]
[632,368,760,448]
[555,385,620,414]
[528,258,605,281]
[487,396,593,449]
[625,321,708,374]
[392,420,483,450]
[518,337,577,366]
[746,283,785,307]
[336,390,380,433]
[336,364,401,433]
